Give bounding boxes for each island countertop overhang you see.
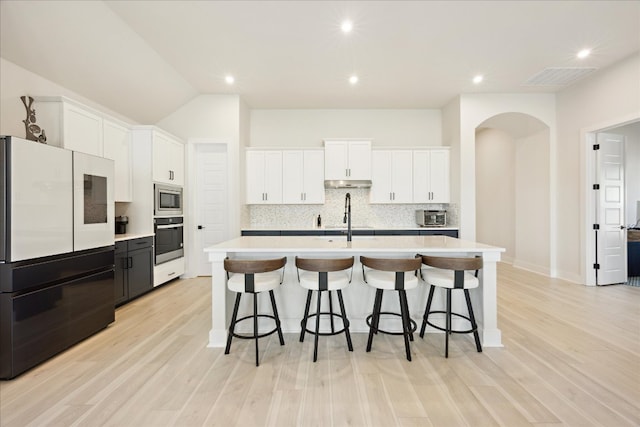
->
[204,235,505,255]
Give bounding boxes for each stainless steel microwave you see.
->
[154,183,183,216]
[416,210,447,227]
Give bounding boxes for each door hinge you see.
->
[593,144,600,150]
[593,184,600,190]
[593,263,600,270]
[593,224,600,230]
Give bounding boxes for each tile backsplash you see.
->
[246,188,457,228]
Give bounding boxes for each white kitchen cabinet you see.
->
[103,119,132,201]
[370,150,413,204]
[33,96,103,156]
[413,149,450,203]
[246,151,283,204]
[282,150,325,204]
[152,132,184,186]
[324,140,372,181]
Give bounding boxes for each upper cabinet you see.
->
[370,150,413,204]
[324,140,372,180]
[282,150,325,204]
[413,149,450,203]
[34,97,104,156]
[152,132,184,186]
[103,119,133,201]
[34,96,134,202]
[246,150,283,204]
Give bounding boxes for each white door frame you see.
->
[581,113,639,286]
[185,137,230,278]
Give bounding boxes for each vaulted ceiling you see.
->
[1,1,638,124]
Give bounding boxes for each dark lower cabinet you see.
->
[241,229,459,237]
[629,241,640,276]
[115,237,153,306]
[419,229,459,238]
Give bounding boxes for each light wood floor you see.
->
[1,263,639,427]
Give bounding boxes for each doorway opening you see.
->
[585,120,640,286]
[475,112,551,276]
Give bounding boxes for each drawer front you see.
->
[128,237,153,250]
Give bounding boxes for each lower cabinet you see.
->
[629,241,640,276]
[241,229,459,237]
[115,237,154,306]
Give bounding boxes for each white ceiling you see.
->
[1,1,639,124]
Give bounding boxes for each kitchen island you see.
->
[204,235,505,349]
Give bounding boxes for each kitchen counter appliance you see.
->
[416,209,447,227]
[154,183,183,216]
[154,216,184,264]
[115,216,128,234]
[0,136,115,379]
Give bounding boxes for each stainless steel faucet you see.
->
[343,192,352,242]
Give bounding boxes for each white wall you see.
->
[442,97,462,208]
[250,109,442,148]
[0,58,136,137]
[157,94,244,238]
[556,53,640,283]
[514,129,550,274]
[475,128,515,262]
[614,121,640,226]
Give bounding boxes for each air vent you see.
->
[524,67,597,86]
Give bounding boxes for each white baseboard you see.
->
[512,259,550,276]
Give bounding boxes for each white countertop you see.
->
[205,235,503,254]
[115,233,155,242]
[241,226,459,231]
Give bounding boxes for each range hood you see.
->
[324,179,372,189]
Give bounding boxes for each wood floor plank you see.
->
[0,269,638,426]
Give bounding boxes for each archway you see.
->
[475,112,551,275]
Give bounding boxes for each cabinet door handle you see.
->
[265,193,268,201]
[128,257,133,269]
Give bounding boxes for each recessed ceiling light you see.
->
[349,75,359,85]
[225,75,235,85]
[577,49,591,59]
[473,75,484,84]
[341,20,353,33]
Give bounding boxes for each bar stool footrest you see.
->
[366,312,417,336]
[302,312,350,337]
[424,310,478,334]
[229,314,282,340]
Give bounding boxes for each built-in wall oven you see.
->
[154,216,184,265]
[154,183,183,216]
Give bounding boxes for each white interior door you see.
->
[195,144,228,276]
[595,132,626,285]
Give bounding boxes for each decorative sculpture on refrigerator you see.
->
[20,95,47,143]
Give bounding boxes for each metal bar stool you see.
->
[360,256,422,361]
[224,257,287,366]
[418,255,483,358]
[295,257,354,362]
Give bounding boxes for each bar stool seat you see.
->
[296,257,354,362]
[418,255,483,358]
[227,270,283,293]
[361,256,422,361]
[224,257,287,366]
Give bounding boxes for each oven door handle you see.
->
[156,224,184,229]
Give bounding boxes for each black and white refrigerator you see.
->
[1,135,116,379]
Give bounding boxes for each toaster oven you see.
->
[416,210,447,227]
